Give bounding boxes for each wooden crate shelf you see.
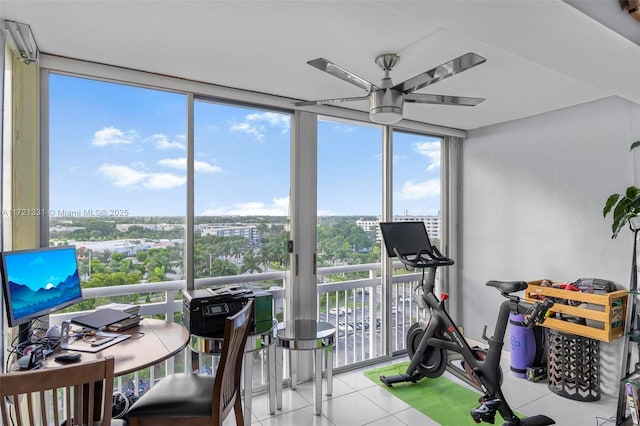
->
[525,280,627,342]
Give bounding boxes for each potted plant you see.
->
[603,141,640,238]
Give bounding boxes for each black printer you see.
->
[182,286,273,337]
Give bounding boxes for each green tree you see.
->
[210,259,239,276]
[240,251,263,274]
[148,265,167,282]
[111,252,124,262]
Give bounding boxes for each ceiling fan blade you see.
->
[295,96,370,107]
[307,58,378,93]
[393,52,486,94]
[405,93,485,106]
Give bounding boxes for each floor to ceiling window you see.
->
[317,117,382,268]
[317,116,383,364]
[193,99,290,289]
[48,73,187,309]
[391,130,442,245]
[390,129,443,353]
[42,61,451,373]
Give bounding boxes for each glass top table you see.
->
[275,319,336,415]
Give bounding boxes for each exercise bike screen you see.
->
[379,221,433,258]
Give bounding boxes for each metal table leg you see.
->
[313,348,322,415]
[268,343,276,414]
[326,344,333,396]
[276,346,283,410]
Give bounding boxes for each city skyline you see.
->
[49,74,441,217]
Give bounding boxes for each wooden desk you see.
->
[42,319,189,376]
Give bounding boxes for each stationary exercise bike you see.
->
[378,222,555,426]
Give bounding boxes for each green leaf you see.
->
[626,186,640,199]
[603,193,620,217]
[609,188,640,238]
[611,196,632,238]
[604,143,640,237]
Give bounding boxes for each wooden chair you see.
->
[127,299,254,426]
[0,356,123,426]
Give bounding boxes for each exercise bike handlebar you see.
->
[394,246,455,269]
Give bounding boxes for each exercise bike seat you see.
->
[486,280,528,294]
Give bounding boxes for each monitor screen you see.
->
[379,221,433,258]
[1,245,83,327]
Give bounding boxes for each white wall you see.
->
[461,95,640,396]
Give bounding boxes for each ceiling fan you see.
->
[295,52,486,125]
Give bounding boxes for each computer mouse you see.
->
[54,352,81,363]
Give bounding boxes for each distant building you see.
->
[115,223,185,232]
[356,216,440,242]
[197,224,260,246]
[50,226,85,233]
[71,239,153,256]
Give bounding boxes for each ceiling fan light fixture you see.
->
[370,109,403,125]
[369,89,404,125]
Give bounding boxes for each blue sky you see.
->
[49,74,441,217]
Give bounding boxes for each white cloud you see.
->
[332,124,354,134]
[396,179,440,200]
[99,164,185,190]
[230,111,290,142]
[246,112,290,128]
[413,141,441,171]
[151,134,185,150]
[158,158,186,170]
[230,122,265,142]
[99,164,147,187]
[144,173,187,189]
[195,160,223,173]
[201,196,289,216]
[92,126,138,146]
[158,157,223,173]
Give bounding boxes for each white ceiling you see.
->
[1,0,639,131]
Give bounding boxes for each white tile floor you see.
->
[241,355,619,426]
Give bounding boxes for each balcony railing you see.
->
[49,262,429,394]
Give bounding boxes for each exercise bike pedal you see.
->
[379,371,424,387]
[470,398,500,424]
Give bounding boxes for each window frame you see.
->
[36,55,461,363]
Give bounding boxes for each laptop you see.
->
[379,221,433,258]
[70,308,134,330]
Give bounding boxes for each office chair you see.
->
[127,299,254,426]
[0,356,124,426]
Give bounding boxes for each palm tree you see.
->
[228,236,247,260]
[210,259,239,277]
[256,223,270,243]
[240,251,263,274]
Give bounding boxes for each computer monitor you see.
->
[1,245,83,345]
[379,221,433,258]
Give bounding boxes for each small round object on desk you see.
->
[54,351,82,363]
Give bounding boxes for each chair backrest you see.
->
[0,356,115,426]
[213,299,254,425]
